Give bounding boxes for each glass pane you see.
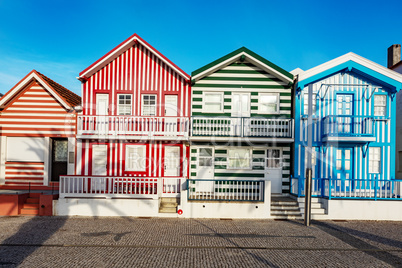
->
[54,140,68,162]
[205,93,221,102]
[345,150,351,160]
[241,95,249,112]
[199,148,212,157]
[345,160,350,170]
[205,103,221,112]
[199,157,212,167]
[336,160,341,170]
[337,150,342,159]
[261,95,277,104]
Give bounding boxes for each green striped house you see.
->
[190,47,294,194]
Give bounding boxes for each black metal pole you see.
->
[304,168,312,226]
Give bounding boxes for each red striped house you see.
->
[61,34,191,212]
[0,70,81,190]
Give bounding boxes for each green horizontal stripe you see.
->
[192,112,232,116]
[215,157,227,161]
[191,164,196,169]
[193,98,202,102]
[202,77,282,82]
[252,166,264,170]
[224,91,232,95]
[215,70,269,75]
[280,100,291,103]
[253,150,265,155]
[251,106,258,110]
[280,107,292,110]
[250,114,291,118]
[192,105,202,109]
[191,172,196,176]
[280,93,292,96]
[253,158,265,162]
[191,157,196,161]
[215,149,227,154]
[251,99,258,103]
[193,91,202,95]
[251,92,259,96]
[283,151,291,155]
[214,173,265,178]
[193,84,290,89]
[191,149,197,153]
[214,165,227,169]
[224,105,231,109]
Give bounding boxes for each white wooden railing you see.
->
[77,116,189,138]
[188,179,264,201]
[191,117,293,138]
[60,176,184,199]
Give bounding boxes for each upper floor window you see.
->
[203,92,223,113]
[374,95,387,116]
[303,92,317,115]
[259,93,279,114]
[369,147,381,173]
[117,94,132,115]
[142,94,156,116]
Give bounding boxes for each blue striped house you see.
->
[292,53,402,199]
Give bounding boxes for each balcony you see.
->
[77,115,189,140]
[321,115,375,142]
[190,117,294,142]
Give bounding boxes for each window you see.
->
[142,95,156,116]
[374,95,387,116]
[303,92,317,115]
[199,148,213,167]
[117,94,132,115]
[266,149,281,168]
[259,93,279,113]
[228,148,251,169]
[125,145,146,171]
[203,92,223,113]
[369,147,381,173]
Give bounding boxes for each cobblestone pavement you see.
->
[0,217,401,267]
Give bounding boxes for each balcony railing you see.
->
[59,176,183,199]
[291,177,402,200]
[77,116,189,139]
[188,179,264,201]
[191,117,294,138]
[322,115,375,141]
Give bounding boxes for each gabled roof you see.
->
[191,47,293,84]
[296,52,402,93]
[79,33,190,81]
[0,70,81,110]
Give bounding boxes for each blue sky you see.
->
[0,0,401,95]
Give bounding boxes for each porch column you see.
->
[67,137,75,175]
[0,136,6,185]
[43,137,50,186]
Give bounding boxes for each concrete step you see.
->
[23,203,39,209]
[161,197,179,203]
[271,215,303,220]
[298,202,323,209]
[271,210,303,216]
[271,201,298,206]
[159,207,176,213]
[160,202,178,208]
[271,205,300,210]
[20,208,39,215]
[26,197,39,204]
[300,208,326,214]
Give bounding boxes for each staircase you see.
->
[21,193,40,216]
[159,197,178,213]
[270,195,303,220]
[297,197,327,219]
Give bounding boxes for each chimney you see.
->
[387,44,401,68]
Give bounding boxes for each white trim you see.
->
[298,52,402,84]
[322,137,376,142]
[192,51,293,83]
[79,36,189,80]
[141,94,157,116]
[0,72,71,110]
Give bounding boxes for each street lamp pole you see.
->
[305,84,313,226]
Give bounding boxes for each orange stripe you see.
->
[5,182,43,185]
[0,127,74,131]
[2,110,67,114]
[6,171,44,175]
[6,177,44,181]
[0,122,72,126]
[6,166,44,170]
[15,99,59,103]
[6,162,44,165]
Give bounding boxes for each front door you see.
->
[164,146,180,176]
[165,95,178,133]
[92,145,107,176]
[334,148,353,191]
[96,94,109,134]
[196,147,214,179]
[265,149,282,194]
[232,93,250,136]
[51,139,68,181]
[336,94,354,134]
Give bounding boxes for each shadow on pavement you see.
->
[313,221,402,267]
[0,216,67,267]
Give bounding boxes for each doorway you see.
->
[51,138,68,182]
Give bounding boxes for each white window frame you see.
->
[227,148,252,169]
[125,145,146,172]
[142,94,157,116]
[373,95,387,117]
[198,147,214,167]
[202,92,224,113]
[117,94,132,115]
[369,147,381,174]
[266,148,282,169]
[258,93,280,114]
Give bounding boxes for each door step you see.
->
[20,193,40,216]
[271,196,303,220]
[159,197,179,213]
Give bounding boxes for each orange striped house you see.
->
[0,70,81,190]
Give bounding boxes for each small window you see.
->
[228,148,251,169]
[199,148,213,167]
[374,95,387,116]
[259,93,279,113]
[303,92,317,115]
[369,147,381,173]
[266,149,281,168]
[117,94,132,115]
[126,145,146,171]
[142,95,156,116]
[203,92,223,113]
